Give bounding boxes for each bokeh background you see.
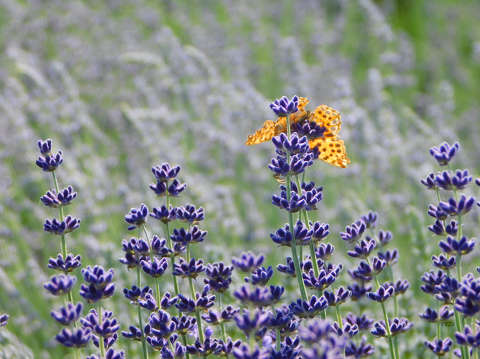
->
[1,0,479,357]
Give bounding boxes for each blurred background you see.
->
[0,0,479,357]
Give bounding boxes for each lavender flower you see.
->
[36,140,63,171]
[377,230,393,247]
[51,303,83,326]
[171,226,207,246]
[176,205,205,223]
[370,318,412,337]
[439,236,475,255]
[123,285,152,303]
[289,295,328,318]
[41,186,77,207]
[48,253,82,273]
[56,328,91,348]
[232,252,264,273]
[429,142,460,166]
[233,309,269,338]
[424,338,453,356]
[245,266,273,286]
[270,221,312,247]
[151,163,181,182]
[44,274,77,296]
[361,212,378,228]
[345,336,375,357]
[0,314,9,328]
[270,96,299,116]
[205,262,233,292]
[87,349,125,359]
[456,325,480,347]
[421,173,438,190]
[340,220,366,242]
[121,326,142,341]
[344,313,374,331]
[316,243,335,260]
[367,283,395,302]
[43,215,81,235]
[141,257,169,277]
[347,237,377,258]
[80,265,115,303]
[173,258,205,278]
[438,195,476,217]
[124,203,149,230]
[81,309,119,349]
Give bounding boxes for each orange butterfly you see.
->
[246,97,351,168]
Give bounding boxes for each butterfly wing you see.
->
[309,137,351,168]
[246,97,310,145]
[246,120,277,145]
[311,104,341,138]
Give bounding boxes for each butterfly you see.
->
[246,97,351,168]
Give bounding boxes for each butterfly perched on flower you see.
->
[246,97,350,168]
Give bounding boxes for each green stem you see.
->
[387,266,400,358]
[285,115,308,302]
[98,304,106,359]
[294,175,319,278]
[380,302,397,359]
[51,171,66,254]
[164,220,180,296]
[448,266,467,359]
[219,295,229,359]
[187,245,205,344]
[368,258,396,359]
[164,194,180,295]
[275,328,281,352]
[136,267,149,359]
[335,305,343,329]
[142,225,162,306]
[52,172,77,315]
[473,320,479,359]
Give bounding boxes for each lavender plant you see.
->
[37,139,123,358]
[36,139,85,358]
[420,142,478,359]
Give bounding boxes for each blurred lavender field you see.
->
[0,0,479,357]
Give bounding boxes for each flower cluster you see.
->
[120,162,240,359]
[343,212,410,357]
[420,141,477,359]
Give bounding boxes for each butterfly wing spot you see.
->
[311,104,341,138]
[309,138,350,168]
